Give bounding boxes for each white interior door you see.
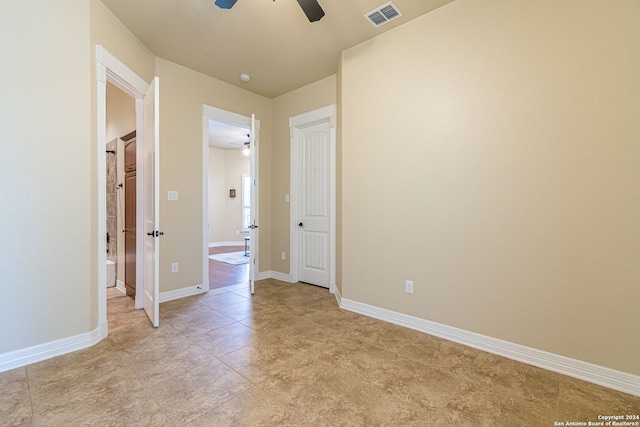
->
[249,114,258,294]
[298,121,330,288]
[142,77,160,327]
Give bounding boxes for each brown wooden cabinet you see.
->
[122,131,136,299]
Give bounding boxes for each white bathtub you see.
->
[106,260,116,287]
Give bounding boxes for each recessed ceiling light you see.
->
[239,73,251,82]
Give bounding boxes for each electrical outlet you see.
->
[171,262,179,273]
[405,280,414,294]
[281,251,286,260]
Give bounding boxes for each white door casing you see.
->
[249,114,258,294]
[96,45,159,335]
[142,77,160,327]
[290,105,336,292]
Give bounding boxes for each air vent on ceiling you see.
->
[364,1,403,28]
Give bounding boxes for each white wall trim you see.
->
[98,47,148,98]
[340,297,640,397]
[0,326,103,373]
[96,45,150,327]
[159,285,206,303]
[289,104,335,128]
[201,116,211,291]
[257,270,294,283]
[116,279,126,294]
[208,241,246,247]
[203,105,261,131]
[333,285,342,307]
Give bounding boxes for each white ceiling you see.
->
[208,120,250,149]
[100,0,455,99]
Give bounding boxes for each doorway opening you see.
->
[202,105,260,294]
[207,120,251,289]
[104,82,136,323]
[97,45,160,335]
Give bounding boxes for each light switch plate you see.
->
[168,191,178,200]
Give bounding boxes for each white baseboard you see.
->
[115,279,126,293]
[268,270,294,282]
[209,241,246,247]
[0,326,104,374]
[333,286,342,306]
[159,284,206,303]
[253,270,294,283]
[340,297,640,398]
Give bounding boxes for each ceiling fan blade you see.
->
[296,0,325,22]
[215,0,238,9]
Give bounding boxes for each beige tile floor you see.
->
[2,280,638,426]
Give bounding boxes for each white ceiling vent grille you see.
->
[365,2,403,28]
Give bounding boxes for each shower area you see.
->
[105,141,119,288]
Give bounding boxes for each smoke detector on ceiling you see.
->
[364,1,403,28]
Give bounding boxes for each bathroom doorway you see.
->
[105,82,136,316]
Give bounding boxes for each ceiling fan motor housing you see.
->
[214,0,325,23]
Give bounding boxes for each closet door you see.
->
[123,133,136,298]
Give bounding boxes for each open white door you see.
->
[249,114,258,294]
[142,77,160,326]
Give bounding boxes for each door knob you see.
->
[298,222,304,227]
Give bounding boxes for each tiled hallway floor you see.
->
[2,280,638,426]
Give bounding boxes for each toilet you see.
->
[106,260,116,287]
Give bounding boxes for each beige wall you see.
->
[90,0,155,84]
[270,75,337,274]
[208,148,226,243]
[335,57,343,296]
[106,82,135,143]
[340,0,640,375]
[155,58,272,292]
[0,1,92,352]
[208,148,250,244]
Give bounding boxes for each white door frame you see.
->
[201,105,260,291]
[289,105,336,294]
[96,45,151,336]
